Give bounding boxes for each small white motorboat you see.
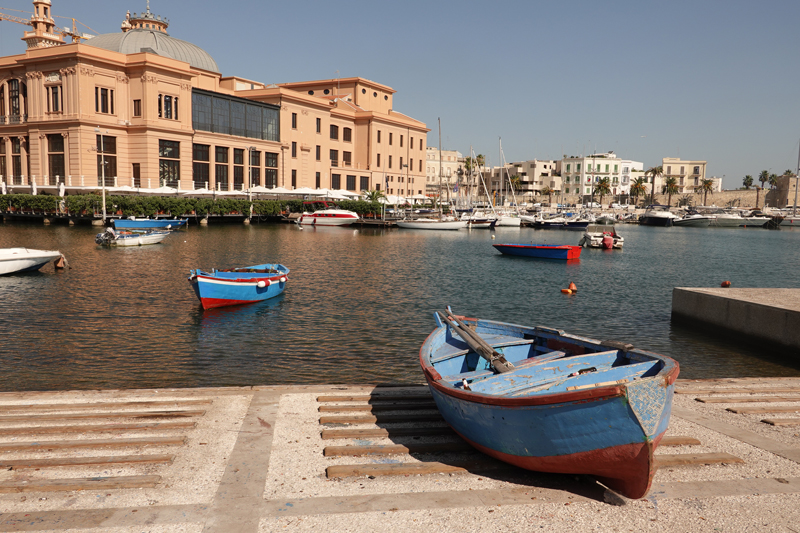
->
[673,214,714,227]
[0,248,64,275]
[95,228,171,247]
[396,218,467,230]
[296,209,359,226]
[578,225,624,249]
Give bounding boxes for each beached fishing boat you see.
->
[0,248,64,275]
[493,243,582,260]
[419,310,679,499]
[113,217,187,230]
[95,228,171,247]
[188,263,289,309]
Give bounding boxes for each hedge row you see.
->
[0,194,391,218]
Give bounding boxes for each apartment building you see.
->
[560,152,622,199]
[662,157,707,195]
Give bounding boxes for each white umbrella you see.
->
[325,191,350,200]
[334,189,361,198]
[140,186,179,195]
[267,186,293,195]
[181,188,217,196]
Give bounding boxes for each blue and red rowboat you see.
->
[493,243,582,260]
[419,310,679,499]
[188,264,289,310]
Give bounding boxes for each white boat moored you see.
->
[0,248,64,275]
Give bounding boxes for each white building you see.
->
[425,148,461,196]
[561,152,622,201]
[619,160,644,196]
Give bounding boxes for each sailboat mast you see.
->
[438,118,443,218]
[794,139,800,216]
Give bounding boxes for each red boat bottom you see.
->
[200,298,259,310]
[455,429,664,499]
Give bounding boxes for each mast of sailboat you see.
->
[438,118,443,219]
[794,138,799,216]
[499,138,520,212]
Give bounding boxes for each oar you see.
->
[436,311,514,374]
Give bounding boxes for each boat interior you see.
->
[430,326,663,397]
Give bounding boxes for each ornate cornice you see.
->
[26,71,43,80]
[141,74,158,84]
[59,67,76,76]
[80,67,95,77]
[117,74,130,84]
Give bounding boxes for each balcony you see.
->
[4,115,27,125]
[330,160,338,167]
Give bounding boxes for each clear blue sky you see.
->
[3,0,799,188]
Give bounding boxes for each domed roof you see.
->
[85,28,220,73]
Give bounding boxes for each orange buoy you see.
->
[568,282,577,292]
[561,289,573,294]
[721,281,731,288]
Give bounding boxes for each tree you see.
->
[362,189,384,203]
[758,170,769,189]
[695,178,714,206]
[593,177,611,207]
[742,175,753,189]
[645,166,663,204]
[541,186,553,206]
[769,173,778,189]
[662,176,679,206]
[509,174,521,190]
[783,169,795,177]
[630,177,648,205]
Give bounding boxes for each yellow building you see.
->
[661,157,707,195]
[0,0,428,195]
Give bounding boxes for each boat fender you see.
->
[561,289,572,294]
[257,280,268,288]
[280,277,287,283]
[568,282,577,292]
[721,281,731,288]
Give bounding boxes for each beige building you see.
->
[0,0,428,196]
[662,157,707,195]
[765,174,799,208]
[482,160,561,203]
[425,147,461,196]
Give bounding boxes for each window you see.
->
[410,136,413,148]
[330,124,339,140]
[96,135,117,186]
[292,112,297,129]
[331,173,341,189]
[47,134,64,185]
[614,164,618,172]
[419,160,422,172]
[419,139,423,150]
[216,146,229,190]
[316,117,321,133]
[343,151,351,167]
[666,166,671,174]
[292,141,297,158]
[315,171,321,189]
[233,148,244,190]
[0,138,5,182]
[316,145,321,161]
[250,150,260,187]
[377,154,381,167]
[400,157,403,169]
[343,127,352,142]
[46,86,62,113]
[291,169,297,188]
[377,130,381,143]
[265,152,278,188]
[566,164,571,172]
[193,144,210,189]
[346,175,356,191]
[330,149,338,166]
[694,166,700,175]
[400,135,403,148]
[389,132,393,145]
[11,137,23,185]
[360,176,369,191]
[132,163,141,188]
[410,158,413,172]
[157,94,178,120]
[133,99,141,117]
[389,155,392,169]
[577,163,581,171]
[159,140,180,187]
[192,89,279,141]
[680,166,685,175]
[95,87,114,114]
[605,164,609,172]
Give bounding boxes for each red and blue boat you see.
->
[188,264,289,310]
[419,310,679,499]
[493,243,582,260]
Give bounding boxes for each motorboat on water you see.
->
[578,225,624,249]
[396,217,467,230]
[493,243,582,260]
[639,205,679,227]
[296,209,359,226]
[0,248,64,275]
[113,217,187,230]
[95,228,171,246]
[711,211,768,228]
[673,214,714,227]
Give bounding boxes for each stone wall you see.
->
[553,189,764,209]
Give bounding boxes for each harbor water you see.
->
[1,221,799,392]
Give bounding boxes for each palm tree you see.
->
[758,170,769,189]
[783,169,795,177]
[645,166,663,204]
[769,173,778,189]
[630,177,648,205]
[541,186,553,206]
[362,189,384,203]
[742,175,753,189]
[695,178,714,206]
[593,177,611,207]
[662,176,679,206]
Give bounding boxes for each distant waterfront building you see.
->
[662,157,708,195]
[481,160,562,203]
[619,160,644,197]
[560,152,622,201]
[0,0,428,196]
[765,174,799,208]
[425,147,461,197]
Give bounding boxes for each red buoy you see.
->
[568,282,577,292]
[721,281,731,288]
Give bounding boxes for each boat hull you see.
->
[493,244,582,260]
[639,216,674,227]
[396,220,466,230]
[297,210,358,226]
[189,264,289,310]
[0,248,62,275]
[103,231,170,246]
[114,218,187,230]
[673,217,712,227]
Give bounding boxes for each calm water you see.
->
[1,220,799,392]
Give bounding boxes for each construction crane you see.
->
[0,3,96,48]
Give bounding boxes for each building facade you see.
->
[560,152,622,201]
[0,1,428,196]
[424,147,461,197]
[661,157,707,195]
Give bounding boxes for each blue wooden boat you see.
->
[493,243,582,260]
[114,217,187,230]
[419,310,679,499]
[188,264,289,310]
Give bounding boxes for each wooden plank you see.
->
[0,454,175,469]
[727,406,800,415]
[660,436,702,446]
[324,442,474,457]
[0,399,212,412]
[655,452,743,467]
[0,436,186,453]
[318,402,438,413]
[327,457,507,478]
[319,413,444,425]
[676,388,800,395]
[0,410,205,422]
[321,427,454,440]
[696,396,800,404]
[761,418,800,426]
[0,421,196,436]
[0,475,161,493]
[317,395,431,403]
